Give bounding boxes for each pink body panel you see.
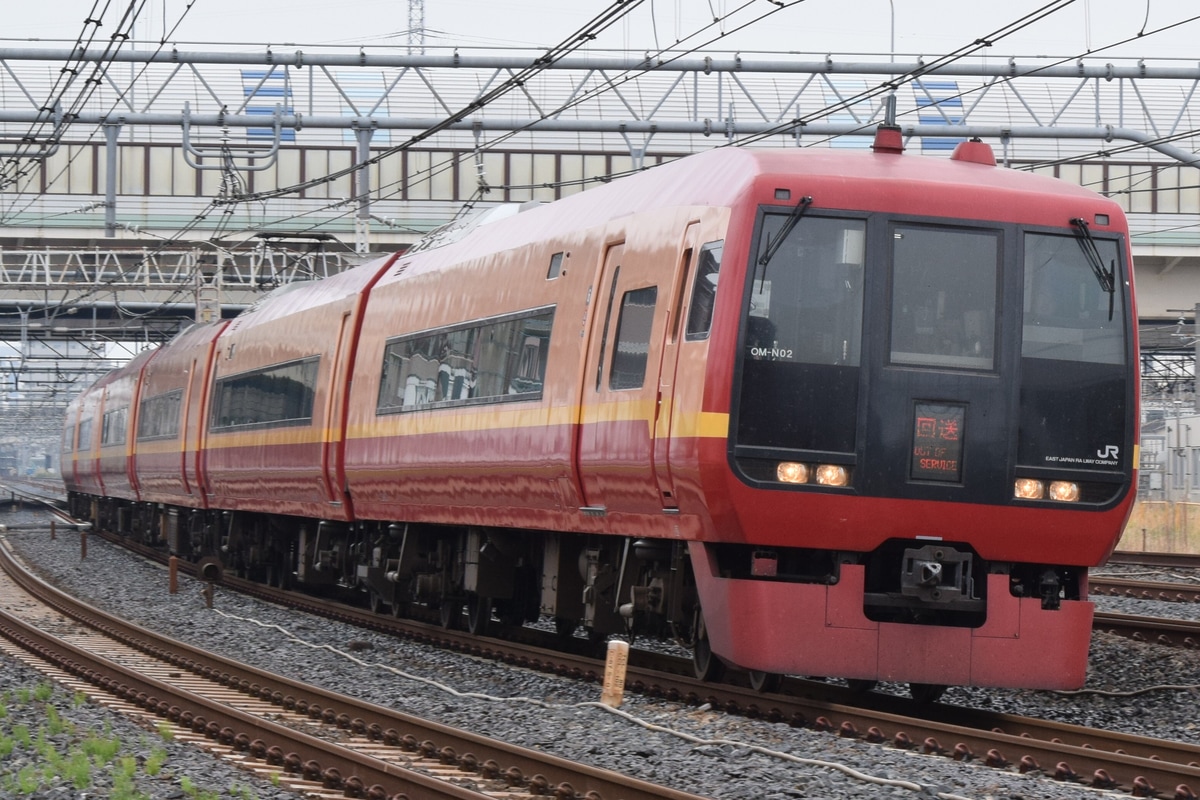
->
[134,320,229,508]
[94,348,159,502]
[690,546,1093,689]
[200,254,397,520]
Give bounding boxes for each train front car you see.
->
[699,129,1137,694]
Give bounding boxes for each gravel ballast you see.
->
[0,645,297,799]
[3,511,1200,800]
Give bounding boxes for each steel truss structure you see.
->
[0,48,1199,245]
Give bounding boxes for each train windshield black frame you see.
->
[1017,229,1130,476]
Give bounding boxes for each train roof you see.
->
[391,137,1121,277]
[222,251,395,334]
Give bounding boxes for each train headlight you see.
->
[777,462,809,484]
[1048,481,1080,502]
[1014,478,1045,500]
[815,464,850,486]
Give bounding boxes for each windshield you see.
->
[746,214,866,367]
[1022,232,1125,364]
[889,225,999,371]
[737,213,866,454]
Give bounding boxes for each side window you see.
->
[609,286,658,390]
[137,390,183,440]
[210,357,320,430]
[77,419,92,452]
[685,240,723,340]
[377,307,555,413]
[101,407,128,446]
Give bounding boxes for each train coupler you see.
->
[900,544,975,605]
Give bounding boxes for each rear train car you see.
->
[62,127,1138,696]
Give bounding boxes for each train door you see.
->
[576,241,675,515]
[180,353,202,499]
[860,221,1013,504]
[651,222,703,510]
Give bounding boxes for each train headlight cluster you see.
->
[1013,478,1081,502]
[776,462,851,487]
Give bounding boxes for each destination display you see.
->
[911,402,965,483]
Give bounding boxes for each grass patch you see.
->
[0,686,233,799]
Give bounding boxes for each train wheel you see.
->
[909,683,946,703]
[553,617,578,639]
[439,598,461,629]
[692,615,725,682]
[747,670,782,693]
[846,679,878,693]
[368,592,383,614]
[466,593,491,635]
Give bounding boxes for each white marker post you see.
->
[600,639,630,707]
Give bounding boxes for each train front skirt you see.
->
[689,545,1093,690]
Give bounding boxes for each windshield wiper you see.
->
[756,195,813,287]
[1069,217,1116,321]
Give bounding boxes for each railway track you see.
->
[1091,575,1200,604]
[11,495,1200,798]
[1107,551,1200,570]
[0,535,709,800]
[26,523,1200,800]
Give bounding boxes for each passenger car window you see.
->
[137,390,182,440]
[376,307,554,413]
[101,406,128,446]
[210,357,320,430]
[685,241,723,340]
[609,287,658,390]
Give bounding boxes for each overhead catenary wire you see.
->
[0,0,201,226]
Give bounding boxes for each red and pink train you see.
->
[64,127,1139,697]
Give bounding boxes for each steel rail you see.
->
[1094,610,1200,647]
[1091,575,1200,603]
[1108,551,1200,570]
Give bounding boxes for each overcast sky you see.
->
[3,0,1198,61]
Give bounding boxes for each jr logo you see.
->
[1097,445,1119,459]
